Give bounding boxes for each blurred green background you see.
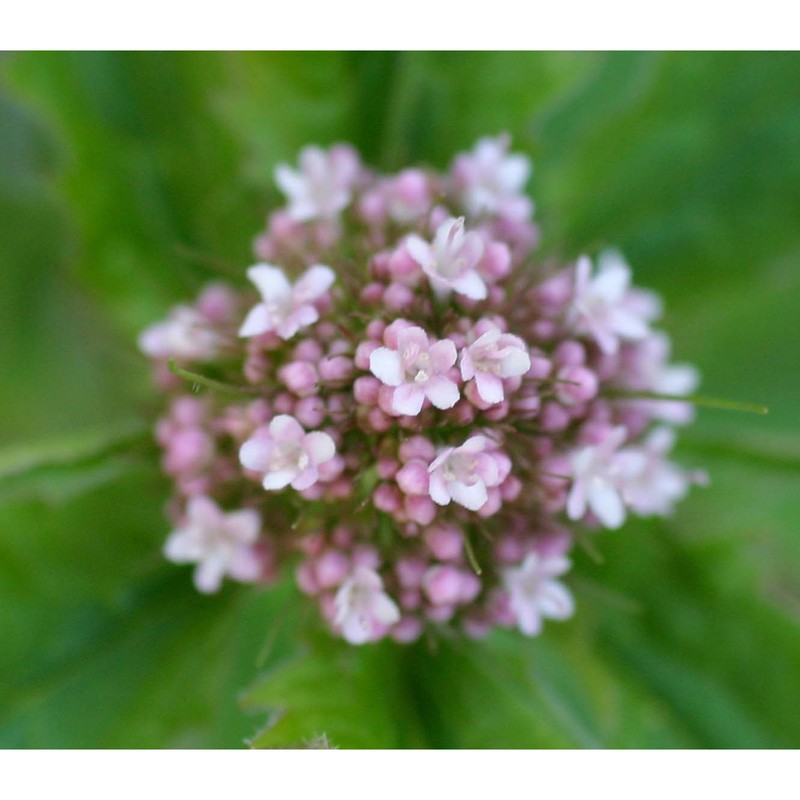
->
[1,52,798,748]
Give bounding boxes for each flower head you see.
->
[566,426,630,529]
[369,326,459,416]
[164,496,261,593]
[451,134,532,219]
[502,551,574,636]
[428,436,503,511]
[334,567,401,644]
[138,306,222,362]
[460,324,531,405]
[406,217,487,300]
[239,414,336,491]
[568,252,655,354]
[274,144,360,222]
[239,263,335,340]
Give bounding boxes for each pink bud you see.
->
[480,241,512,280]
[388,244,421,279]
[360,282,385,304]
[405,495,437,525]
[292,339,324,362]
[294,396,327,428]
[422,565,461,605]
[391,616,423,643]
[295,561,319,595]
[314,550,350,589]
[318,355,354,383]
[164,429,213,474]
[527,354,552,380]
[373,483,402,513]
[425,524,463,561]
[273,392,295,414]
[367,406,393,432]
[398,436,436,463]
[376,458,399,480]
[556,365,598,405]
[384,282,415,311]
[353,375,380,405]
[396,557,428,588]
[396,460,430,496]
[539,401,571,432]
[554,340,586,367]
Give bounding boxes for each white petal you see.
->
[424,375,460,410]
[247,264,292,302]
[238,304,270,338]
[474,371,504,405]
[450,480,488,511]
[405,235,433,270]
[537,581,575,620]
[194,558,225,594]
[262,469,296,490]
[239,437,273,472]
[304,431,336,464]
[269,414,305,443]
[293,264,335,305]
[391,384,425,416]
[369,347,404,387]
[428,471,451,506]
[588,481,625,529]
[451,270,488,300]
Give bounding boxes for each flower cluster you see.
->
[140,136,701,645]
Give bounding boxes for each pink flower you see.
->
[369,326,459,416]
[239,263,335,340]
[239,414,336,491]
[138,306,221,361]
[428,435,502,511]
[406,217,487,300]
[334,567,401,645]
[566,426,630,529]
[163,496,261,593]
[460,324,531,404]
[501,552,574,636]
[567,252,653,355]
[451,134,532,219]
[274,144,360,221]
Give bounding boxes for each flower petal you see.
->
[293,264,335,305]
[392,384,425,416]
[304,431,336,464]
[424,375,460,410]
[247,264,292,302]
[369,347,404,387]
[238,303,270,338]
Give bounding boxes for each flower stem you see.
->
[608,389,768,415]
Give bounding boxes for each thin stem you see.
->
[608,389,768,416]
[168,360,261,396]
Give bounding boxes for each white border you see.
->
[1,2,798,50]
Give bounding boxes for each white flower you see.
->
[451,135,532,218]
[274,144,360,222]
[164,496,261,593]
[239,414,336,491]
[502,552,574,636]
[618,427,691,516]
[369,326,459,416]
[568,252,654,355]
[566,426,630,529]
[239,263,335,340]
[406,217,487,300]
[428,435,502,511]
[334,567,401,645]
[138,306,221,361]
[460,324,531,404]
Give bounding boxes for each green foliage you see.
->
[1,52,799,748]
